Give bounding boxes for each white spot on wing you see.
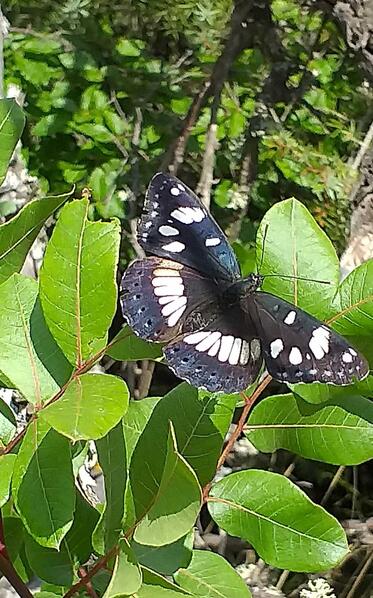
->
[162,241,185,253]
[159,225,179,236]
[239,341,251,365]
[196,331,221,352]
[171,207,205,224]
[270,338,284,358]
[170,187,180,196]
[349,348,357,356]
[229,338,242,365]
[161,296,187,316]
[158,295,179,305]
[342,352,353,363]
[168,305,186,327]
[152,276,182,287]
[153,268,180,277]
[218,336,234,363]
[177,183,185,191]
[289,347,302,365]
[208,338,221,357]
[205,237,221,247]
[309,326,330,359]
[184,331,210,345]
[251,339,261,360]
[154,284,184,297]
[284,310,296,325]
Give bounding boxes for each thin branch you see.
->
[0,512,33,598]
[352,120,373,172]
[202,374,272,502]
[63,545,118,598]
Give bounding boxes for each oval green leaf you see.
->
[246,393,373,465]
[133,423,201,546]
[39,198,120,366]
[257,198,339,319]
[175,550,252,597]
[42,373,129,441]
[0,98,25,186]
[0,192,70,285]
[103,539,142,597]
[107,326,163,361]
[12,418,75,549]
[0,453,16,507]
[208,470,348,571]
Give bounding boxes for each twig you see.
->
[345,548,373,598]
[78,567,98,598]
[63,545,118,598]
[351,120,373,172]
[321,465,345,506]
[0,512,33,598]
[202,374,272,502]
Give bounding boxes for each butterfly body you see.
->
[120,173,368,393]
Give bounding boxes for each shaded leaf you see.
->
[25,534,74,586]
[0,275,71,404]
[132,531,193,576]
[107,326,163,361]
[133,423,201,546]
[0,398,16,447]
[0,454,16,506]
[42,373,129,441]
[65,490,100,564]
[0,98,25,186]
[40,198,120,366]
[93,421,127,554]
[209,470,348,571]
[12,418,75,548]
[0,192,70,285]
[257,198,339,319]
[175,550,251,597]
[103,539,142,597]
[246,393,373,465]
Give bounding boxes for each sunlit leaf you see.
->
[0,98,25,186]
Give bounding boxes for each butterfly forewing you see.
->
[138,173,241,282]
[120,257,220,343]
[247,291,369,385]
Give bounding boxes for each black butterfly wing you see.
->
[246,291,369,385]
[164,309,263,393]
[120,257,219,343]
[138,173,241,282]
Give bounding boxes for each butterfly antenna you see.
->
[257,224,269,274]
[264,273,331,285]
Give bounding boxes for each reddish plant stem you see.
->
[0,512,33,598]
[63,545,118,598]
[78,567,99,598]
[202,374,272,502]
[0,331,129,456]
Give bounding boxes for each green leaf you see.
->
[25,535,74,586]
[12,419,75,549]
[65,490,100,564]
[142,568,190,594]
[126,383,237,488]
[246,393,373,465]
[132,531,193,576]
[256,198,339,319]
[0,454,16,506]
[107,326,163,361]
[0,398,16,447]
[0,192,69,284]
[103,539,142,597]
[133,422,201,546]
[291,373,373,404]
[93,421,127,554]
[0,275,71,404]
[42,373,129,441]
[39,198,121,366]
[175,550,251,598]
[209,470,348,571]
[0,99,25,186]
[329,259,373,341]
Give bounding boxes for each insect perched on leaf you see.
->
[120,173,368,393]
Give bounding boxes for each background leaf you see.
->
[40,198,120,366]
[42,373,129,440]
[209,470,348,571]
[0,98,25,186]
[25,535,74,586]
[12,419,75,549]
[0,275,70,404]
[0,453,16,506]
[107,326,163,361]
[133,423,201,546]
[132,531,193,576]
[0,192,70,285]
[246,393,373,465]
[175,550,252,598]
[256,198,340,319]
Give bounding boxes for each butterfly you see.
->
[120,173,369,393]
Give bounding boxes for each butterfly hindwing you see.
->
[247,291,369,385]
[138,173,241,282]
[164,309,263,393]
[120,257,220,343]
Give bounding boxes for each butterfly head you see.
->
[241,273,264,295]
